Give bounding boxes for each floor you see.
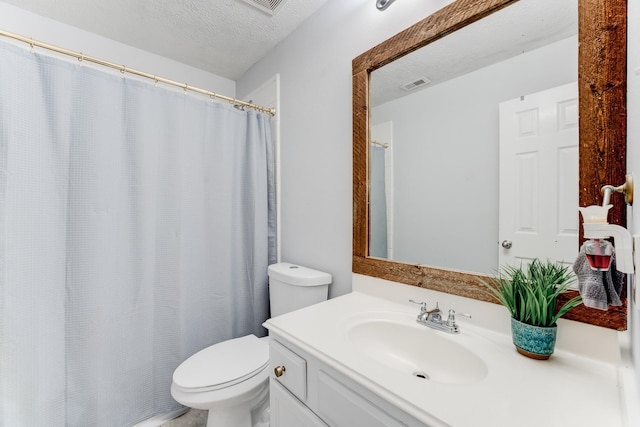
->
[160,409,207,427]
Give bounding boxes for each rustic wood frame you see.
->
[353,0,628,330]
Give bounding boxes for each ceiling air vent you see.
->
[400,76,431,91]
[240,0,289,16]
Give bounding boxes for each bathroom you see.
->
[0,0,639,426]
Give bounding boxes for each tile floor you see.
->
[160,409,207,427]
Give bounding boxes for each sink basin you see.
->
[346,312,488,385]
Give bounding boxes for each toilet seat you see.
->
[173,334,269,393]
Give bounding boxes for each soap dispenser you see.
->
[578,205,614,271]
[578,204,634,274]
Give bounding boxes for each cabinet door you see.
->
[317,371,408,427]
[271,381,328,427]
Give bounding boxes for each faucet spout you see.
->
[424,302,441,322]
[410,300,466,334]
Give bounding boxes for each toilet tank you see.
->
[268,262,332,317]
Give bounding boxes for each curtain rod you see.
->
[0,29,276,116]
[370,140,389,148]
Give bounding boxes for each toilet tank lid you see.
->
[268,262,332,286]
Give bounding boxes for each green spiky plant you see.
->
[479,259,582,327]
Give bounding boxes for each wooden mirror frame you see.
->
[353,0,627,330]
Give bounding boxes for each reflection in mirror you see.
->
[353,0,628,330]
[368,0,578,275]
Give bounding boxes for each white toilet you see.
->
[170,262,331,427]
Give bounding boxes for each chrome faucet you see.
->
[409,299,471,334]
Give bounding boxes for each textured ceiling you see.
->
[371,0,578,106]
[1,0,329,80]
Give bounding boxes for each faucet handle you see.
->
[409,299,427,313]
[446,309,471,326]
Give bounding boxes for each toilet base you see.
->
[205,391,269,427]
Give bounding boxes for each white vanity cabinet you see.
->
[269,336,429,427]
[264,291,627,427]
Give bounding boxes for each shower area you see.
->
[369,121,394,260]
[0,37,276,426]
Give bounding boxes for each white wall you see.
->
[238,0,455,297]
[0,2,235,99]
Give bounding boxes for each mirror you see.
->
[368,0,577,275]
[353,0,627,330]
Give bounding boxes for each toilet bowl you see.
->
[171,335,270,427]
[170,262,332,427]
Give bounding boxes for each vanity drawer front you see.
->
[270,339,307,401]
[317,371,407,427]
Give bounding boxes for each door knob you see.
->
[274,365,286,377]
[501,240,513,249]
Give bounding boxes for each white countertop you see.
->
[264,291,625,427]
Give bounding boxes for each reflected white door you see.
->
[499,82,579,269]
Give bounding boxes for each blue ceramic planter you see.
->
[510,318,557,360]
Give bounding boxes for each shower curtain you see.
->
[0,41,276,426]
[369,145,388,258]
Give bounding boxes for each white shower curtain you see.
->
[0,41,276,426]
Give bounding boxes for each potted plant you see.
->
[480,259,582,360]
